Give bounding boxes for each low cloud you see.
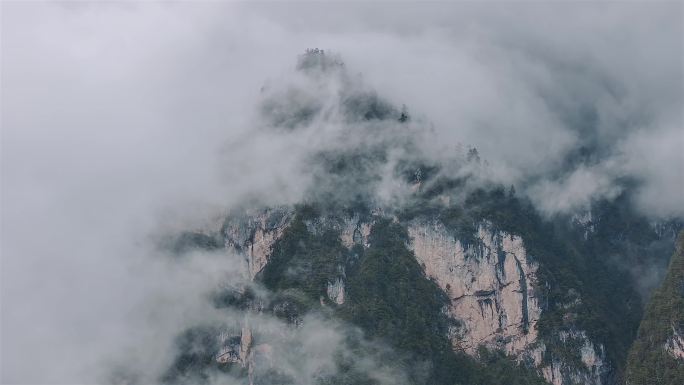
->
[1,2,682,384]
[528,165,623,216]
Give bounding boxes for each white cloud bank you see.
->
[1,2,682,384]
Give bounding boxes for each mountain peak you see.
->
[296,48,345,73]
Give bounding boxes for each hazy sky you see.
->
[1,2,682,384]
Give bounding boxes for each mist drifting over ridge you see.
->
[1,2,683,384]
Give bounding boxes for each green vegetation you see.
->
[259,214,348,302]
[397,175,665,381]
[340,218,548,385]
[462,187,644,380]
[164,188,678,385]
[339,218,457,383]
[261,208,548,384]
[161,325,242,384]
[160,51,684,385]
[626,232,684,385]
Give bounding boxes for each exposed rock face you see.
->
[579,336,607,376]
[217,327,249,365]
[537,330,609,385]
[216,326,255,384]
[224,207,294,280]
[327,277,345,305]
[218,209,615,385]
[665,325,684,359]
[408,221,541,357]
[340,216,372,249]
[304,213,372,249]
[408,220,609,385]
[240,326,253,367]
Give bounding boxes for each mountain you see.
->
[626,231,684,384]
[159,51,681,385]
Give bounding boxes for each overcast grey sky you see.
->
[1,2,683,384]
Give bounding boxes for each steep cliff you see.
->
[408,219,611,385]
[408,220,541,356]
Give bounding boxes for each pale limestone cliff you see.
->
[408,220,609,385]
[224,208,294,280]
[408,221,541,357]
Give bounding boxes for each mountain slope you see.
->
[626,231,684,384]
[158,51,680,385]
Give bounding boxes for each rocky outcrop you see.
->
[217,326,252,366]
[239,326,253,366]
[216,325,256,384]
[326,277,345,305]
[408,221,541,357]
[304,213,372,249]
[340,216,372,249]
[536,330,609,385]
[224,207,294,280]
[665,325,684,360]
